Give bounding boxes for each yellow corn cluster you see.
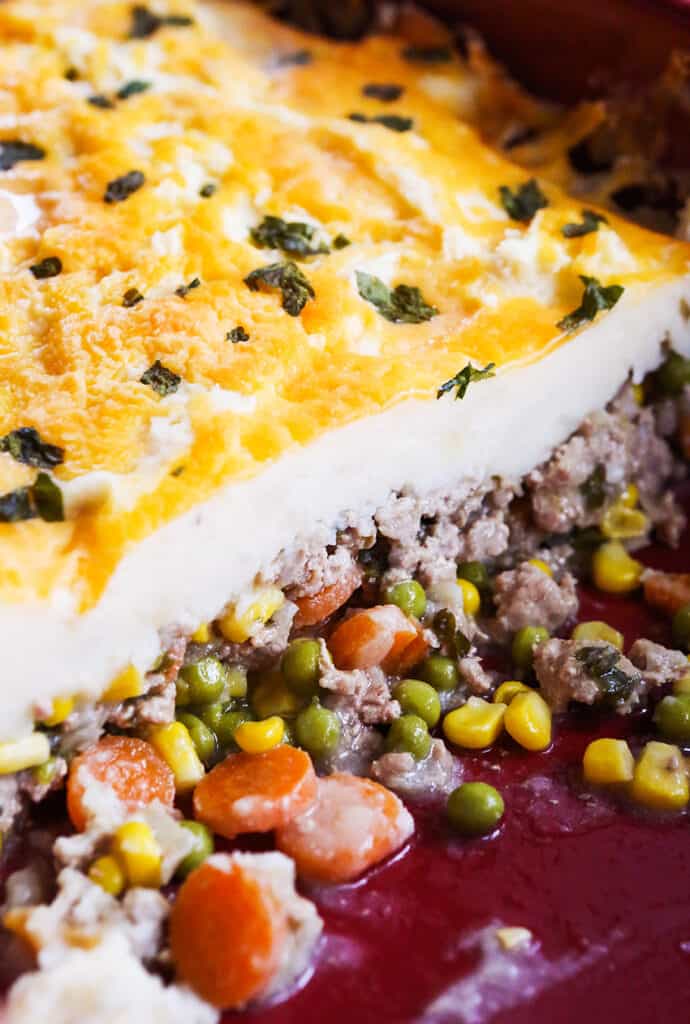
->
[583,737,689,811]
[102,665,145,702]
[218,586,285,644]
[234,716,285,753]
[111,822,162,888]
[582,738,634,785]
[0,733,51,775]
[42,696,75,727]
[148,722,205,793]
[444,689,552,752]
[592,540,643,594]
[456,578,480,617]
[572,620,624,650]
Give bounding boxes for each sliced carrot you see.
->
[170,856,288,1009]
[382,624,429,675]
[328,604,424,672]
[293,563,362,628]
[66,735,175,832]
[276,772,414,884]
[193,744,317,838]
[642,569,690,617]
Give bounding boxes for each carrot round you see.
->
[170,857,287,1009]
[193,744,317,838]
[327,605,424,672]
[642,569,690,617]
[293,563,362,628]
[276,772,414,884]
[67,735,175,832]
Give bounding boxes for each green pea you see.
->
[32,757,58,787]
[179,657,227,705]
[655,350,690,396]
[392,679,441,727]
[281,639,321,697]
[512,626,550,671]
[447,782,504,836]
[176,821,214,879]
[672,603,690,652]
[215,708,252,747]
[385,714,431,761]
[418,654,459,691]
[224,665,248,700]
[294,702,341,759]
[653,694,690,744]
[176,712,217,762]
[383,579,427,619]
[196,701,225,732]
[457,561,490,592]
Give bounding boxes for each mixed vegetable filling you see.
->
[3,349,690,1015]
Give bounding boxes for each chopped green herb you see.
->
[436,362,496,401]
[227,326,250,343]
[128,5,194,39]
[557,275,624,332]
[362,83,403,101]
[171,465,185,477]
[356,271,438,324]
[333,233,351,249]
[88,94,115,110]
[64,67,79,82]
[432,609,470,658]
[561,209,608,238]
[276,49,313,67]
[116,80,151,100]
[0,472,64,524]
[175,277,201,298]
[140,360,181,396]
[0,427,64,469]
[575,645,640,706]
[580,464,607,510]
[244,261,315,316]
[401,45,452,63]
[250,215,328,258]
[104,170,145,204]
[499,178,548,222]
[199,182,217,198]
[29,257,62,279]
[0,140,46,172]
[348,112,413,132]
[122,287,144,308]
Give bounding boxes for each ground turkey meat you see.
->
[370,739,457,798]
[534,639,644,713]
[458,655,495,696]
[320,702,384,776]
[318,645,399,725]
[491,562,578,641]
[627,638,689,688]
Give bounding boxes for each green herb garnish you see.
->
[580,464,607,510]
[199,182,217,198]
[29,257,62,279]
[140,360,181,396]
[401,45,452,63]
[0,427,64,469]
[362,83,403,101]
[250,215,328,258]
[557,275,624,332]
[561,209,608,238]
[116,80,151,100]
[227,326,250,343]
[348,112,413,132]
[499,178,548,222]
[0,472,64,523]
[0,140,46,172]
[175,277,201,298]
[104,170,145,204]
[88,94,115,110]
[64,67,79,82]
[356,271,438,324]
[276,49,313,67]
[436,362,496,400]
[333,234,351,249]
[432,609,470,658]
[128,5,194,39]
[122,287,144,308]
[244,261,315,316]
[575,645,640,706]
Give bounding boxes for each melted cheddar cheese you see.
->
[0,0,688,613]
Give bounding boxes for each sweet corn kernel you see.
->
[251,672,304,719]
[112,822,162,888]
[631,741,689,811]
[0,733,51,775]
[493,680,530,705]
[527,558,552,577]
[218,587,285,644]
[443,697,506,750]
[102,665,145,703]
[504,691,552,751]
[496,927,532,951]
[619,482,639,508]
[148,722,204,793]
[631,383,644,405]
[191,622,211,643]
[592,541,643,594]
[600,503,649,541]
[41,696,75,727]
[234,716,285,753]
[89,855,126,896]
[456,578,481,617]
[572,620,624,650]
[673,673,690,696]
[583,737,634,785]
